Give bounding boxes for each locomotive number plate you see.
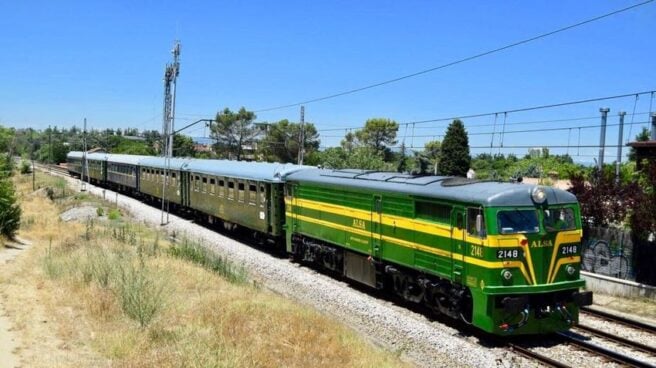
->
[496,249,520,259]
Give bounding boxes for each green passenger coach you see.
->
[284,169,592,334]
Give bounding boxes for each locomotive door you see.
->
[371,195,382,260]
[451,207,466,284]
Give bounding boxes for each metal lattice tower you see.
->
[162,41,181,157]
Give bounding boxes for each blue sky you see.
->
[1,0,655,162]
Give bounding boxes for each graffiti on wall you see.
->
[581,226,633,280]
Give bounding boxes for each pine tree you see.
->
[438,119,471,177]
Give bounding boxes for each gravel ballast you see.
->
[65,178,512,368]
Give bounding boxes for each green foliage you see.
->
[258,119,320,163]
[354,118,398,159]
[115,262,165,328]
[96,207,104,217]
[211,107,258,160]
[20,160,31,174]
[0,178,21,238]
[628,127,650,161]
[169,238,247,284]
[438,119,471,177]
[108,208,121,220]
[172,134,196,157]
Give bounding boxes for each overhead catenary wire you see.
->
[254,1,654,113]
[315,90,656,133]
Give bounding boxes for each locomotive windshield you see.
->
[497,209,539,234]
[543,208,576,232]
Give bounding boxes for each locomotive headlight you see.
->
[566,265,576,276]
[531,186,547,204]
[501,269,513,281]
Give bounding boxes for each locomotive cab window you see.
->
[543,208,576,232]
[467,208,486,238]
[497,209,539,234]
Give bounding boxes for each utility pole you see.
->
[48,125,52,174]
[651,113,656,140]
[615,112,626,184]
[30,129,35,190]
[161,40,181,225]
[298,105,305,165]
[598,108,610,173]
[82,118,88,192]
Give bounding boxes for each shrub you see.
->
[115,262,165,328]
[108,209,121,220]
[96,207,104,217]
[20,160,31,174]
[0,179,21,239]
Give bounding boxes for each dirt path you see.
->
[0,238,31,368]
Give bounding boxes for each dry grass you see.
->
[0,172,408,368]
[593,293,656,322]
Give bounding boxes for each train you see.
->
[66,151,592,335]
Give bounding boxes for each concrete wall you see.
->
[582,271,656,300]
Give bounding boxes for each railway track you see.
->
[581,306,656,334]
[557,330,656,368]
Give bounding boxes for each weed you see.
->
[42,239,63,279]
[96,207,104,217]
[108,209,121,221]
[169,238,247,284]
[115,262,165,328]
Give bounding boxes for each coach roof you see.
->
[286,169,578,207]
[184,159,311,183]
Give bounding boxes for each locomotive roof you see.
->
[286,169,578,207]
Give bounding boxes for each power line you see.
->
[254,1,654,113]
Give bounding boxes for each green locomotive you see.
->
[67,151,592,335]
[284,169,592,334]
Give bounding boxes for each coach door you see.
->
[180,171,190,207]
[371,195,382,260]
[451,207,466,284]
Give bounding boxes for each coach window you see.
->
[467,208,486,238]
[238,182,245,202]
[248,182,257,205]
[202,177,208,192]
[219,179,225,197]
[194,175,200,191]
[228,181,235,199]
[170,172,176,187]
[210,178,216,195]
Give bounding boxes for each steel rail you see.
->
[557,331,655,368]
[574,324,656,355]
[581,307,656,334]
[506,342,570,368]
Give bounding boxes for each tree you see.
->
[422,140,441,175]
[341,131,357,153]
[211,107,258,160]
[438,119,471,177]
[173,134,196,157]
[0,178,20,239]
[258,119,320,163]
[629,127,650,161]
[354,118,398,159]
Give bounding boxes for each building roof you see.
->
[286,169,578,207]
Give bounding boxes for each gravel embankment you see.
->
[64,178,513,368]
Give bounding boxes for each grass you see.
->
[0,170,409,368]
